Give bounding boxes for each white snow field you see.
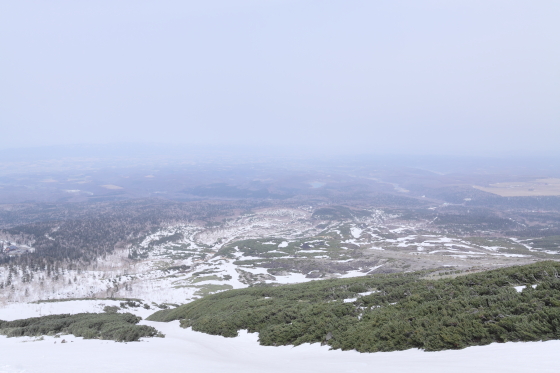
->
[1,319,559,373]
[0,301,559,373]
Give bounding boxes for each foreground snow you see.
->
[1,301,559,373]
[1,320,559,373]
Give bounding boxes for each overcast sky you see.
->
[1,1,559,156]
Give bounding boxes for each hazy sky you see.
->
[1,1,559,156]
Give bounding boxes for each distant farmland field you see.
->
[474,178,560,197]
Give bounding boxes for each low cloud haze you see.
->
[1,1,559,156]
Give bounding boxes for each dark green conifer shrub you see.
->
[148,261,560,352]
[0,312,161,342]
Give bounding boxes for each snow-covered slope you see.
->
[1,318,559,373]
[1,207,559,372]
[3,207,550,306]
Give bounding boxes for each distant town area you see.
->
[0,240,34,256]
